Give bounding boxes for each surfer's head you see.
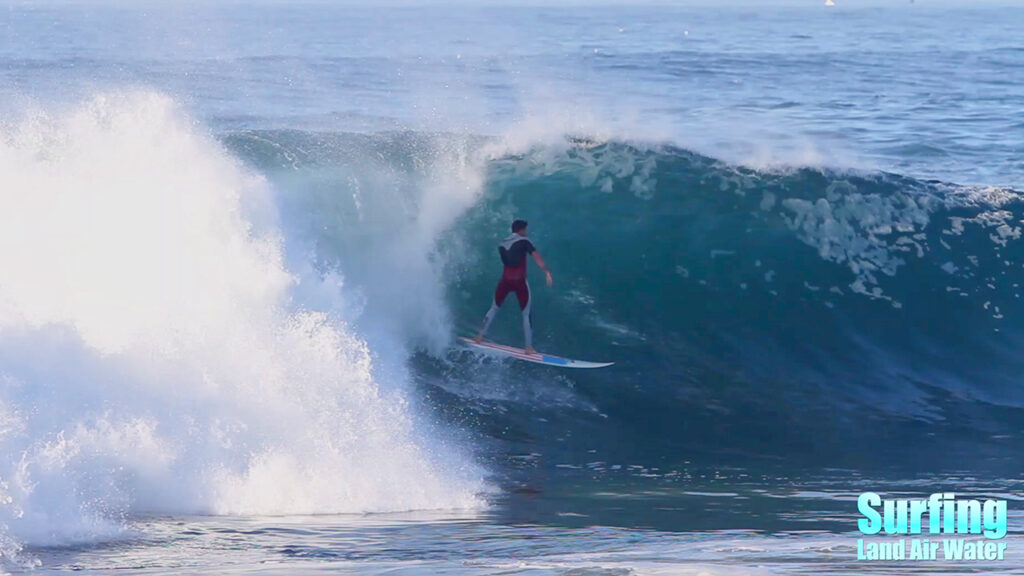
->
[511,219,528,235]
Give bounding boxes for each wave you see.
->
[3,91,1024,558]
[228,126,1024,477]
[239,127,1024,459]
[459,140,1024,468]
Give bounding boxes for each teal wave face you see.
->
[227,131,1024,473]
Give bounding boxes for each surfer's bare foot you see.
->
[473,333,484,343]
[525,346,537,355]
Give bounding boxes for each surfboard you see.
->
[460,337,614,369]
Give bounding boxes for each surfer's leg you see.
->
[476,281,508,341]
[515,281,534,353]
[477,304,499,340]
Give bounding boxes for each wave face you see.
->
[438,139,1024,471]
[0,94,485,551]
[227,128,1024,478]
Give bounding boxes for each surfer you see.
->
[473,219,553,355]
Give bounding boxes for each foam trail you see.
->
[0,92,486,551]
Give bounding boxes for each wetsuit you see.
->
[479,233,535,348]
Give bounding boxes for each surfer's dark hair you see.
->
[512,219,528,233]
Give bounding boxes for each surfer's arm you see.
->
[532,251,553,286]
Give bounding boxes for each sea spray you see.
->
[225,129,490,362]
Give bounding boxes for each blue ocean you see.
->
[2,1,1024,574]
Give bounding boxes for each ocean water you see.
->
[2,1,1024,574]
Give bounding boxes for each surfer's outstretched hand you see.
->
[545,270,553,287]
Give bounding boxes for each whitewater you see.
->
[2,2,1024,574]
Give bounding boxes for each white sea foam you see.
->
[0,92,486,553]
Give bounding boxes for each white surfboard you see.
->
[460,337,614,369]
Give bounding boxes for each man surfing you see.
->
[473,219,553,355]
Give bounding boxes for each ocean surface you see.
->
[2,1,1024,574]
